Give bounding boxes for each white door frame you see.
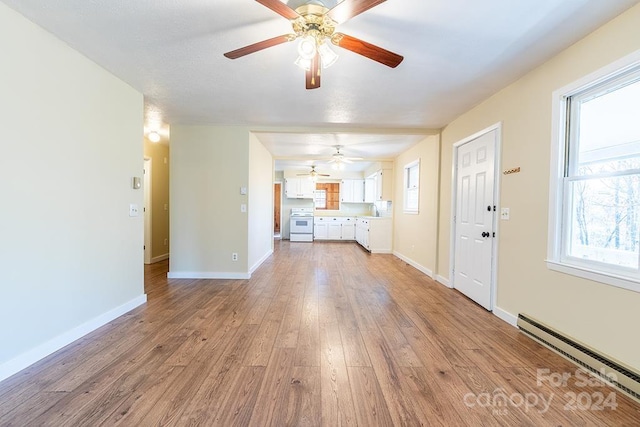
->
[449,123,502,310]
[144,158,152,265]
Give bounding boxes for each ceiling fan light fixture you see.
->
[298,35,317,60]
[318,42,338,68]
[294,56,312,71]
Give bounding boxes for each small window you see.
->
[548,56,640,292]
[404,160,420,213]
[314,189,327,209]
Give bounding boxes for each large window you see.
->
[404,160,420,213]
[548,55,640,292]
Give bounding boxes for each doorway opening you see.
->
[274,182,282,239]
[143,158,152,264]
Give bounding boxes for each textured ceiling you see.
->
[3,0,638,164]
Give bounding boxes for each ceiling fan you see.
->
[224,0,404,89]
[297,165,330,180]
[327,145,363,165]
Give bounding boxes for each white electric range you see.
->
[290,208,314,242]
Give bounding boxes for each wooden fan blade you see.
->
[255,0,300,20]
[332,33,403,68]
[224,34,293,59]
[305,52,321,89]
[327,0,386,24]
[318,174,331,177]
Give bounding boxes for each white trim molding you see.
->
[393,252,433,278]
[435,275,452,288]
[493,306,518,327]
[167,271,251,280]
[151,253,169,263]
[250,250,273,274]
[0,294,147,383]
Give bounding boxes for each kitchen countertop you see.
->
[313,212,391,220]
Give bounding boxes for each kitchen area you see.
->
[277,162,394,253]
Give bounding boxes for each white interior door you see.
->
[453,130,497,310]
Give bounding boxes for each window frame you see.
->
[547,49,640,293]
[403,159,420,214]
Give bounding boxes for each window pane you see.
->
[577,78,640,173]
[406,188,418,211]
[407,164,419,188]
[567,175,640,268]
[314,189,326,209]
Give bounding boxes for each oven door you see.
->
[290,216,313,234]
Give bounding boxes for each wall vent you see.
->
[517,313,640,402]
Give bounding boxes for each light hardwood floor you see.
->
[1,241,638,425]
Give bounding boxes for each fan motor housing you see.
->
[293,4,336,39]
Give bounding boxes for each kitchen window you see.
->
[314,189,327,209]
[404,160,420,213]
[548,52,640,292]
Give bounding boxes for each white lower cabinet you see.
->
[355,217,392,253]
[314,217,356,241]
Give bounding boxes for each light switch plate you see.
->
[240,186,247,195]
[129,204,139,217]
[241,203,247,213]
[501,208,510,220]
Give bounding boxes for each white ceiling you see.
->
[4,0,638,168]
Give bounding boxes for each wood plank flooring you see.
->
[1,241,639,425]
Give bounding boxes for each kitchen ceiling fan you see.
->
[224,0,404,89]
[327,145,363,165]
[297,165,330,179]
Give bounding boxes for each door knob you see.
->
[481,231,490,238]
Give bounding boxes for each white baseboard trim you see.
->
[167,271,251,280]
[493,306,518,327]
[250,249,273,274]
[0,294,147,383]
[435,275,452,288]
[151,253,169,263]
[393,251,434,278]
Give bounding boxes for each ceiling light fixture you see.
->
[148,131,161,143]
[223,0,404,90]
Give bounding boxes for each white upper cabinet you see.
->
[341,179,365,203]
[285,178,315,199]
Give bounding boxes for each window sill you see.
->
[546,260,639,294]
[403,210,419,215]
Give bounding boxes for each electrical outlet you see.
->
[241,204,247,213]
[232,253,238,261]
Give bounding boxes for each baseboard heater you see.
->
[517,313,640,402]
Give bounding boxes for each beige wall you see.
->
[169,126,251,277]
[0,3,145,379]
[393,135,440,276]
[248,133,275,271]
[436,4,640,369]
[144,138,170,261]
